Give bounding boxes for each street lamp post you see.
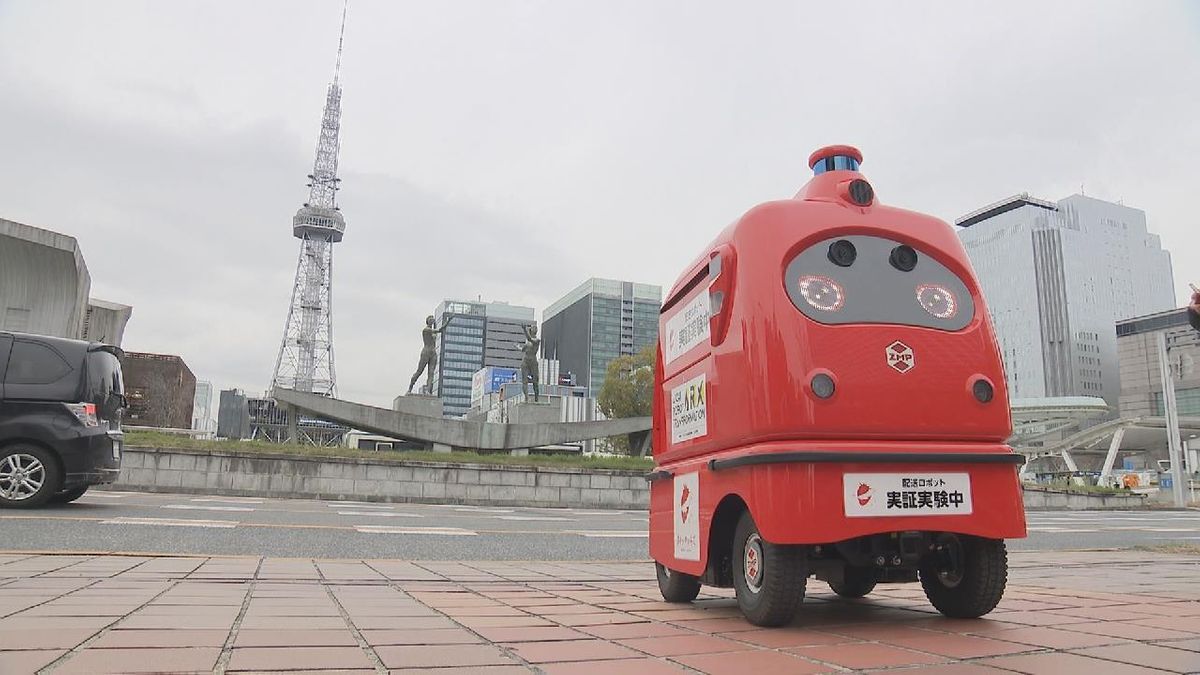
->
[1157,332,1187,507]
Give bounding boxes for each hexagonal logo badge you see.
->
[886,340,915,373]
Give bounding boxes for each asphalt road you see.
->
[1,489,1197,559]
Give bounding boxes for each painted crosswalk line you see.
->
[337,511,423,517]
[103,517,238,528]
[163,504,255,512]
[354,525,477,536]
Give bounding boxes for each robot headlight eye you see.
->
[916,284,957,319]
[798,275,845,312]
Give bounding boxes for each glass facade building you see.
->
[958,194,1175,409]
[431,300,536,417]
[541,278,662,397]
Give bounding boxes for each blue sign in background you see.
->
[485,367,518,393]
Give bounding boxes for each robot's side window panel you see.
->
[783,235,975,331]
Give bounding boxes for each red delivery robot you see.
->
[648,145,1026,627]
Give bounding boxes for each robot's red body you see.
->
[648,146,1026,626]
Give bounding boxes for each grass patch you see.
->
[124,430,656,472]
[1036,481,1132,496]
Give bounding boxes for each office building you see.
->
[217,389,251,440]
[0,217,90,339]
[542,278,662,396]
[1117,309,1200,417]
[81,299,132,346]
[192,380,215,433]
[957,194,1175,408]
[431,300,537,417]
[122,352,197,429]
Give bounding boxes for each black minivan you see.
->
[0,331,125,507]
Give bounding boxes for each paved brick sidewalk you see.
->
[1,550,1198,674]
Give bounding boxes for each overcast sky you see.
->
[0,0,1196,409]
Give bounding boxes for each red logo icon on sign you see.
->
[886,340,915,373]
[856,483,872,506]
[680,485,691,523]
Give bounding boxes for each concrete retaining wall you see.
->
[1022,485,1149,510]
[113,447,649,509]
[112,447,1151,512]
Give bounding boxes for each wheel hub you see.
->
[744,533,764,592]
[935,535,965,588]
[0,454,46,501]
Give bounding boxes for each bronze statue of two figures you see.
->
[407,317,543,403]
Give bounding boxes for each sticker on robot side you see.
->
[673,472,700,561]
[665,293,710,363]
[670,374,708,445]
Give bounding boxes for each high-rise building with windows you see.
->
[431,300,536,417]
[541,278,662,396]
[192,380,214,433]
[957,193,1175,408]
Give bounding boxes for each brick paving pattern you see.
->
[0,550,1197,673]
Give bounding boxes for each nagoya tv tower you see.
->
[271,3,349,397]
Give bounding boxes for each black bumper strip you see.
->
[708,451,1025,471]
[645,470,674,482]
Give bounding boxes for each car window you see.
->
[86,350,125,422]
[5,341,74,385]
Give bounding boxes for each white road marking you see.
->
[1027,527,1101,533]
[85,492,129,498]
[163,504,255,512]
[337,511,423,517]
[496,516,574,522]
[570,531,648,538]
[327,502,393,509]
[355,525,477,536]
[191,497,264,504]
[103,517,238,528]
[454,507,514,513]
[570,510,626,516]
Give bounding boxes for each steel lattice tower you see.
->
[270,5,348,397]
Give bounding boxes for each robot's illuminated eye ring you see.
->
[916,284,957,319]
[798,275,845,312]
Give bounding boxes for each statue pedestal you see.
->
[392,394,443,418]
[509,401,559,425]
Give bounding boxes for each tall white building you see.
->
[192,380,215,434]
[957,194,1175,408]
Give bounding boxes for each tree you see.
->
[597,345,655,455]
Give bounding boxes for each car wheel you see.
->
[830,565,880,598]
[0,444,61,508]
[919,534,1007,618]
[656,561,701,603]
[731,510,806,627]
[50,486,89,504]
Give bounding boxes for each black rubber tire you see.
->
[50,486,89,504]
[731,510,806,627]
[829,566,879,598]
[656,562,701,603]
[919,535,1007,618]
[0,444,61,509]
